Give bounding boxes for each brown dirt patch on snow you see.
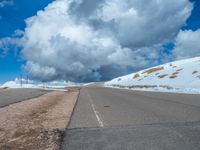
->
[176,68,183,72]
[0,89,79,150]
[172,72,179,75]
[169,74,178,79]
[158,74,168,78]
[133,73,140,79]
[192,70,198,74]
[142,67,164,74]
[117,78,122,81]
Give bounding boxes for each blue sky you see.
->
[0,0,54,83]
[0,0,200,83]
[184,0,200,31]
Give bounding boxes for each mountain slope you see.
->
[1,78,82,89]
[105,57,200,93]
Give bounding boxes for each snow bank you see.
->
[105,57,200,94]
[1,78,83,90]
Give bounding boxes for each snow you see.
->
[105,56,200,94]
[1,78,84,90]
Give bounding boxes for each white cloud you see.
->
[17,0,193,81]
[0,37,20,57]
[0,30,23,57]
[93,0,193,48]
[13,30,24,37]
[0,0,13,8]
[24,62,57,81]
[173,29,200,59]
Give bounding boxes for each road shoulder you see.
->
[0,88,79,150]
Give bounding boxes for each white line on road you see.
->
[86,91,104,127]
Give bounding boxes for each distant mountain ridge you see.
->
[1,78,82,89]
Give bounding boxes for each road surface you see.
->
[0,88,48,107]
[62,87,200,150]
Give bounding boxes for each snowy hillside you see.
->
[1,78,83,90]
[105,57,200,94]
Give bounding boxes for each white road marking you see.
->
[86,91,104,127]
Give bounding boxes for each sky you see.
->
[0,0,200,83]
[0,0,54,82]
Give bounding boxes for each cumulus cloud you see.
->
[0,0,13,8]
[19,0,193,82]
[94,0,193,48]
[173,29,200,59]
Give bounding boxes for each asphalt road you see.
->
[0,88,48,107]
[62,87,200,150]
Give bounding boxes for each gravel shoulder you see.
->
[0,88,79,150]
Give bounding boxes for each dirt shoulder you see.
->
[0,88,79,150]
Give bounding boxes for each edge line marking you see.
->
[86,90,104,127]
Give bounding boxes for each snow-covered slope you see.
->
[105,57,200,94]
[1,78,83,90]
